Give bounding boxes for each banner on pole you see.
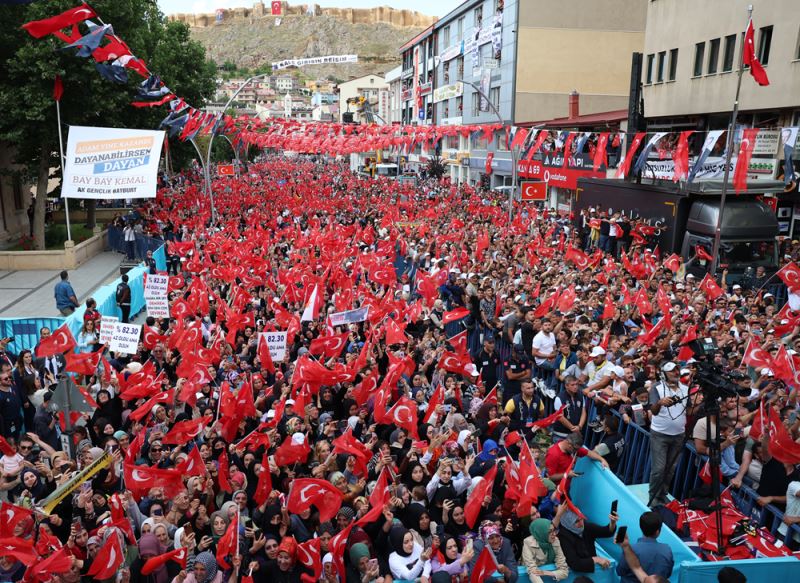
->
[62,126,165,199]
[272,55,358,70]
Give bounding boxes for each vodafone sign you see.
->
[518,160,603,189]
[520,181,547,201]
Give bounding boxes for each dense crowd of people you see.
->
[1,156,799,583]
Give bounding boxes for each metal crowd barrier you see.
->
[108,226,166,261]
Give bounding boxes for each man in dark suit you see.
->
[34,327,66,388]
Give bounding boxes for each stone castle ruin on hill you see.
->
[169,1,436,29]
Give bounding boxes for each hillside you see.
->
[188,13,428,81]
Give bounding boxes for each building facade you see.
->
[642,0,800,236]
[337,74,390,124]
[384,66,403,124]
[399,0,645,186]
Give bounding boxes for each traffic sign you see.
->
[218,164,235,176]
[520,181,547,201]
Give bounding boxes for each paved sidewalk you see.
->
[0,251,126,318]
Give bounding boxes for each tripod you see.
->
[701,392,725,554]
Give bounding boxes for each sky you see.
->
[157,1,463,18]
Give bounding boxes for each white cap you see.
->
[761,368,775,377]
[612,365,625,377]
[463,363,479,377]
[285,399,295,406]
[686,358,697,364]
[680,368,691,376]
[686,274,696,279]
[733,284,742,289]
[764,293,774,298]
[590,346,606,357]
[662,362,677,372]
[675,283,685,290]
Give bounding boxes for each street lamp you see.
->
[205,73,271,222]
[457,79,516,221]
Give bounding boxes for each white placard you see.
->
[99,316,119,345]
[272,54,358,70]
[109,322,142,355]
[143,274,169,300]
[62,126,165,199]
[146,297,170,319]
[259,331,288,362]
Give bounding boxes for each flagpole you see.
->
[55,94,72,242]
[710,4,752,271]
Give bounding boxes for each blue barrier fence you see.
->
[107,226,166,260]
[0,246,166,354]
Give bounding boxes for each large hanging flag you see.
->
[688,130,724,183]
[617,132,645,178]
[743,19,769,86]
[733,128,759,193]
[672,130,694,182]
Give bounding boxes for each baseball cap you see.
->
[590,346,606,357]
[661,362,677,372]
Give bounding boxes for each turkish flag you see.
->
[617,132,646,178]
[176,446,205,477]
[271,1,283,16]
[695,246,714,261]
[64,345,104,375]
[744,19,770,86]
[22,3,96,38]
[664,254,682,273]
[465,464,497,528]
[0,502,33,538]
[253,454,273,507]
[162,415,212,445]
[296,537,322,581]
[332,428,371,477]
[633,288,652,315]
[565,246,591,270]
[0,536,37,566]
[123,463,185,499]
[129,389,175,423]
[309,332,349,359]
[216,512,238,569]
[698,460,722,485]
[771,344,795,382]
[87,533,124,580]
[741,338,774,370]
[530,405,567,429]
[699,273,725,301]
[637,314,669,346]
[384,396,419,438]
[257,333,276,374]
[142,547,188,575]
[470,546,499,583]
[142,325,167,350]
[677,325,698,361]
[53,75,63,102]
[777,262,800,292]
[384,318,408,345]
[766,406,800,464]
[448,330,469,356]
[273,434,311,466]
[422,384,444,423]
[218,450,233,493]
[36,324,77,357]
[287,478,343,522]
[351,370,379,406]
[443,306,470,324]
[602,294,615,320]
[28,546,73,580]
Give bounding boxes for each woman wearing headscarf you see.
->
[430,535,474,583]
[521,518,569,583]
[441,502,470,538]
[345,542,383,583]
[556,508,615,573]
[92,388,123,429]
[131,533,180,583]
[470,521,518,583]
[469,439,499,478]
[172,550,236,583]
[250,536,309,583]
[11,468,52,503]
[388,526,431,581]
[404,503,434,547]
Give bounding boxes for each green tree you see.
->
[0,1,215,248]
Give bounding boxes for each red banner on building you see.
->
[518,159,604,189]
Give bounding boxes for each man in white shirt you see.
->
[647,362,695,507]
[531,319,556,367]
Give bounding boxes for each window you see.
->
[471,91,480,116]
[444,62,450,84]
[474,6,483,28]
[645,53,654,84]
[489,87,500,111]
[656,51,666,82]
[707,38,720,74]
[442,26,450,49]
[693,42,705,77]
[457,56,464,78]
[723,34,736,72]
[668,48,678,81]
[456,95,463,114]
[457,16,464,39]
[496,132,508,151]
[758,25,773,65]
